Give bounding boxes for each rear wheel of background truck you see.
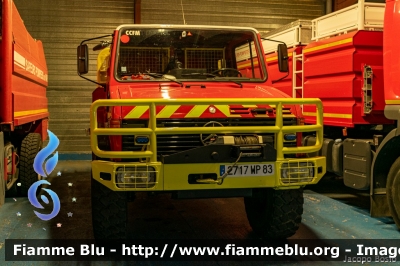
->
[91,176,128,239]
[0,170,4,206]
[244,188,303,239]
[19,133,42,196]
[387,157,400,229]
[0,132,5,206]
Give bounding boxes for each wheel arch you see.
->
[370,128,400,217]
[0,132,5,206]
[371,128,400,192]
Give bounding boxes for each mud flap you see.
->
[321,138,334,173]
[0,132,5,206]
[303,136,333,173]
[302,135,321,158]
[332,139,344,176]
[343,138,373,190]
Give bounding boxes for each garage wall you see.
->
[141,0,325,33]
[14,0,135,159]
[13,0,325,159]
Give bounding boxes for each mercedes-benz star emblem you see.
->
[200,121,224,145]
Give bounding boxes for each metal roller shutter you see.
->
[141,0,325,33]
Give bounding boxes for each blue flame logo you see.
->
[28,130,61,221]
[34,130,59,177]
[28,180,61,221]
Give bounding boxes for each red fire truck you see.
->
[77,25,326,239]
[260,0,400,228]
[0,0,49,205]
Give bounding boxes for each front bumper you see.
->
[90,98,326,191]
[92,156,326,191]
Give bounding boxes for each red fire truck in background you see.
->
[254,0,400,228]
[0,0,49,205]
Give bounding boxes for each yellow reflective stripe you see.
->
[266,52,293,62]
[14,108,48,117]
[185,105,209,118]
[386,100,400,104]
[122,105,296,119]
[156,105,180,118]
[303,111,352,119]
[237,61,259,68]
[215,105,241,117]
[124,106,149,118]
[303,38,353,54]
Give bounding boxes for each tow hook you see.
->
[196,152,243,185]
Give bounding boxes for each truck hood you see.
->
[117,83,291,99]
[113,83,299,119]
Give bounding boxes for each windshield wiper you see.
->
[208,74,245,88]
[144,72,183,86]
[181,72,243,87]
[161,74,183,86]
[121,72,183,86]
[143,72,162,78]
[225,79,243,88]
[181,72,217,78]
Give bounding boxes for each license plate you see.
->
[220,164,274,177]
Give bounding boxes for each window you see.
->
[115,27,266,82]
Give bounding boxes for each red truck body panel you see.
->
[302,31,389,127]
[266,30,391,127]
[383,0,400,104]
[0,0,48,135]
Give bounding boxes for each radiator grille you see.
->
[121,118,297,156]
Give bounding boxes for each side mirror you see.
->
[77,44,89,74]
[277,43,289,73]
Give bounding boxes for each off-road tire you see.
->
[0,133,5,206]
[387,157,400,229]
[19,133,42,196]
[91,176,128,239]
[244,188,303,239]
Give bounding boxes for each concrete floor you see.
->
[0,161,398,266]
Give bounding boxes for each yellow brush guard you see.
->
[90,98,325,191]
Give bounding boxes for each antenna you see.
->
[180,0,187,24]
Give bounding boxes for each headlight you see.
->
[116,166,156,188]
[280,162,314,184]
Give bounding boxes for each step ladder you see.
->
[292,48,304,100]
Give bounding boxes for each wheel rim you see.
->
[388,168,400,227]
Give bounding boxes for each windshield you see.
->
[115,26,266,82]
